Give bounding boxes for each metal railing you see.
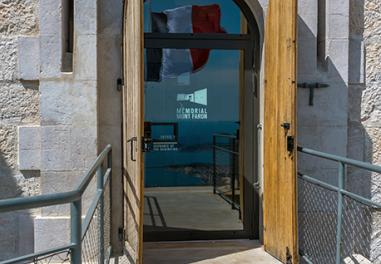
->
[0,145,113,264]
[212,133,240,210]
[298,146,381,264]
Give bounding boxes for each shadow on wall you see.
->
[297,2,375,262]
[0,154,35,260]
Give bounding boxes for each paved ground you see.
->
[142,240,281,264]
[144,187,242,232]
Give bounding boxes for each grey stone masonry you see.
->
[0,0,41,260]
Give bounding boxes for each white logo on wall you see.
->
[176,88,208,120]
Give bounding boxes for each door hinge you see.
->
[118,227,125,241]
[117,78,124,91]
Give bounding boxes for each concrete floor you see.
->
[144,187,243,232]
[142,240,281,264]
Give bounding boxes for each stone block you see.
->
[40,125,97,172]
[328,0,349,15]
[39,35,62,79]
[40,126,71,171]
[0,82,40,124]
[297,38,318,75]
[75,0,97,35]
[0,0,39,35]
[70,126,98,170]
[297,81,348,126]
[349,38,365,84]
[0,37,17,81]
[18,37,40,81]
[298,125,348,169]
[348,84,365,122]
[17,213,35,256]
[327,39,349,83]
[98,0,123,36]
[40,170,95,216]
[40,80,97,126]
[0,212,18,260]
[39,0,63,36]
[328,14,349,39]
[18,126,41,171]
[34,216,70,252]
[298,0,318,37]
[361,82,381,127]
[74,35,97,81]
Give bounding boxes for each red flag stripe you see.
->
[190,5,225,72]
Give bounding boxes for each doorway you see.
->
[141,0,259,242]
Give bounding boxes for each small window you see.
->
[62,0,74,72]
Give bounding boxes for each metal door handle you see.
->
[127,137,137,161]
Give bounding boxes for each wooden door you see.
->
[263,0,298,263]
[123,0,144,263]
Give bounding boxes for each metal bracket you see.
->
[298,82,329,106]
[117,78,124,91]
[281,122,291,130]
[127,137,137,161]
[287,136,295,153]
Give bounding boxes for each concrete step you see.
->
[142,239,281,264]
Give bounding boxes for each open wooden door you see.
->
[263,0,298,263]
[123,0,144,263]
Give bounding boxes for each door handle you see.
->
[127,137,137,161]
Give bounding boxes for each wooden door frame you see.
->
[122,0,298,262]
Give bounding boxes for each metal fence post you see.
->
[213,136,217,194]
[97,167,105,263]
[107,149,113,250]
[335,162,345,264]
[71,199,82,264]
[231,138,236,210]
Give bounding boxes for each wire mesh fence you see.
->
[299,173,379,263]
[297,146,381,264]
[0,145,113,264]
[82,172,112,264]
[30,249,71,264]
[298,178,338,264]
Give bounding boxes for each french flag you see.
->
[146,4,225,81]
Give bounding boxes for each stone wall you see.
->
[363,0,381,198]
[0,0,40,260]
[0,0,100,259]
[34,0,98,253]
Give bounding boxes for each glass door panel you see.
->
[143,49,245,239]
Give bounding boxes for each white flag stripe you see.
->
[161,49,193,78]
[161,6,193,79]
[164,5,193,33]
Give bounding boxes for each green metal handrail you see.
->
[298,146,381,264]
[0,144,112,264]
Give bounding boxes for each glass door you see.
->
[142,0,257,241]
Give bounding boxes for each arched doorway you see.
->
[122,0,297,263]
